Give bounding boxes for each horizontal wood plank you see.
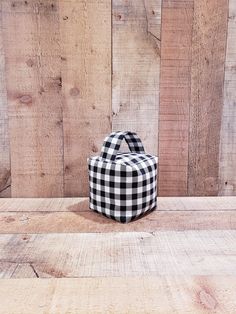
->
[0,231,236,278]
[0,198,87,212]
[0,210,236,233]
[0,276,236,313]
[0,197,235,212]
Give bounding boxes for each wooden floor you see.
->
[0,197,236,313]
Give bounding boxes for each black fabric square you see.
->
[109,169,115,176]
[142,191,147,198]
[120,171,127,178]
[120,194,126,200]
[120,182,126,189]
[109,181,115,188]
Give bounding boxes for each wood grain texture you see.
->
[1,231,236,278]
[2,0,64,197]
[159,0,194,196]
[0,196,235,212]
[0,276,236,313]
[0,7,10,197]
[112,0,161,155]
[60,0,111,196]
[1,210,236,233]
[0,197,87,212]
[188,0,228,196]
[219,0,236,195]
[0,197,235,311]
[0,1,235,197]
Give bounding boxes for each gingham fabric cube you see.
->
[88,131,158,223]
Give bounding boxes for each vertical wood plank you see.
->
[219,0,236,195]
[112,0,161,155]
[0,7,10,197]
[2,0,64,197]
[60,0,111,196]
[159,0,194,196]
[188,0,228,196]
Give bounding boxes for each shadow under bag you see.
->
[88,131,158,223]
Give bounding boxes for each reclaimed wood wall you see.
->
[0,0,235,197]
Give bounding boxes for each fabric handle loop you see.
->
[100,131,145,161]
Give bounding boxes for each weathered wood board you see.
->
[1,231,236,278]
[0,196,235,312]
[0,10,10,197]
[0,196,235,212]
[0,197,235,233]
[188,0,228,196]
[1,0,64,197]
[0,0,235,197]
[59,0,111,196]
[1,210,236,233]
[112,0,161,155]
[219,0,236,196]
[159,0,193,196]
[0,276,236,313]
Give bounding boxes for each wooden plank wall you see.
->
[0,0,235,197]
[159,0,232,196]
[0,11,10,197]
[188,0,228,196]
[2,0,64,197]
[219,0,236,196]
[112,0,161,155]
[59,0,111,196]
[159,0,193,196]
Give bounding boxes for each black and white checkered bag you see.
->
[88,131,158,223]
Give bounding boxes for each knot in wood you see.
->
[26,59,34,67]
[19,95,32,104]
[70,87,80,97]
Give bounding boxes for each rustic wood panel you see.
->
[219,0,236,195]
[0,276,236,313]
[1,0,64,197]
[60,0,111,196]
[0,231,236,278]
[0,197,87,212]
[158,0,194,196]
[188,0,228,196]
[0,8,10,197]
[0,0,235,197]
[112,0,161,155]
[0,196,235,212]
[1,209,236,233]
